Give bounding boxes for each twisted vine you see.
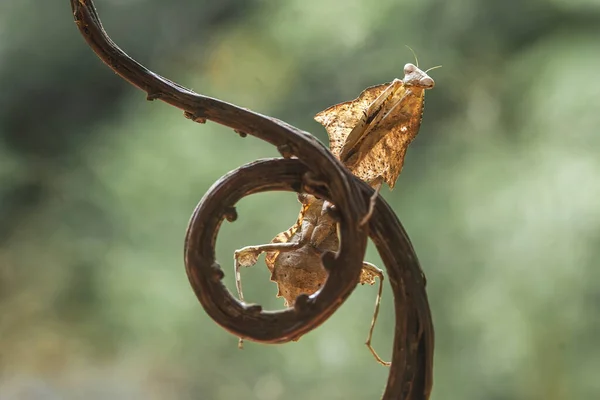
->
[69,1,434,398]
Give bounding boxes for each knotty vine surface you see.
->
[69,1,434,398]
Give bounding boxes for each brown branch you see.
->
[69,1,434,398]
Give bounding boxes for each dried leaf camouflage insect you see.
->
[235,62,435,366]
[315,63,435,188]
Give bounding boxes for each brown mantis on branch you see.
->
[235,63,436,366]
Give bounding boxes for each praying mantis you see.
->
[235,62,436,366]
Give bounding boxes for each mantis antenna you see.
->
[405,45,419,68]
[425,65,443,73]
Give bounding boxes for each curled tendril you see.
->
[69,1,434,398]
[185,158,368,343]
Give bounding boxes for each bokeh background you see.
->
[2,0,600,399]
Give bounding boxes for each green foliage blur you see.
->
[1,0,600,398]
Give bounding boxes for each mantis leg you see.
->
[359,178,383,227]
[361,261,390,366]
[234,241,304,304]
[233,240,308,349]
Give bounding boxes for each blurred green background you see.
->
[1,0,600,399]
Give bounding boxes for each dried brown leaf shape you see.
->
[315,63,435,188]
[265,194,337,306]
[261,196,385,305]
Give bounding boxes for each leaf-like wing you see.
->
[315,83,389,160]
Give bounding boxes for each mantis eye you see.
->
[420,76,434,88]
